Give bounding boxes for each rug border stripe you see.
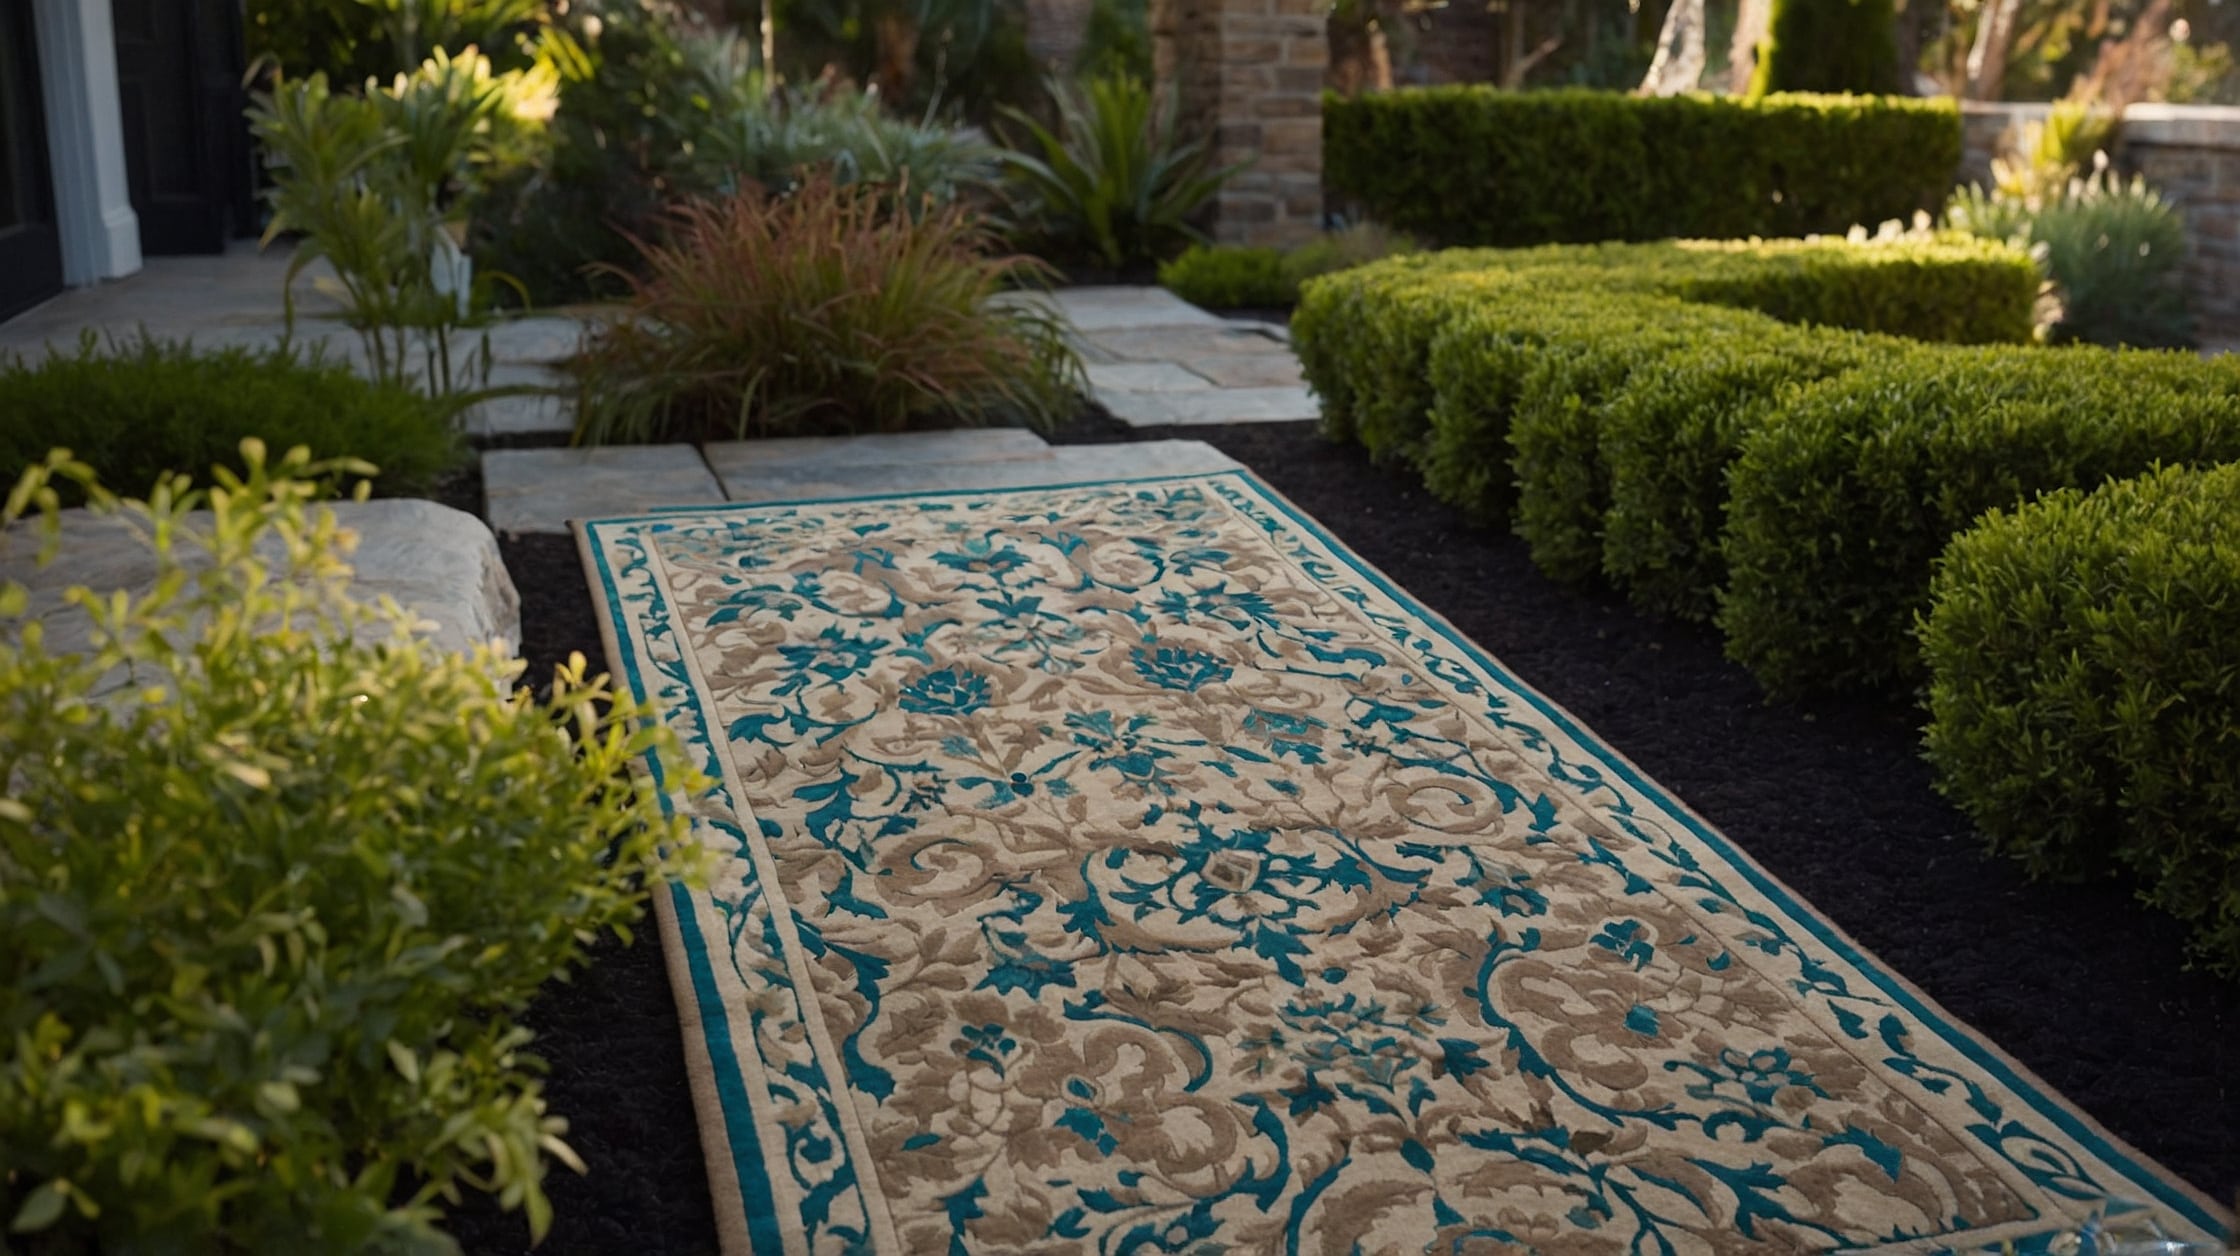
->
[576,467,2231,1243]
[576,521,783,1256]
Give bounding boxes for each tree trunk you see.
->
[1728,0,1768,93]
[1641,0,1706,94]
[1965,0,2020,99]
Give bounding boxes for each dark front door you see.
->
[0,0,64,321]
[113,0,252,255]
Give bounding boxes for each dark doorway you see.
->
[0,0,65,321]
[112,0,253,255]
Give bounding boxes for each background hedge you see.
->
[1323,89,1960,249]
[1921,463,2240,975]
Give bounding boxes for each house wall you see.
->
[31,0,140,285]
[1961,101,2240,330]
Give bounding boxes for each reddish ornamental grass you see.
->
[573,176,1081,443]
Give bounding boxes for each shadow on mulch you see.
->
[448,417,2236,1254]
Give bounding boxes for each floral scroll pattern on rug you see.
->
[580,474,2225,1255]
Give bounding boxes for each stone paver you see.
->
[1085,362,1220,394]
[483,445,724,534]
[714,437,1239,505]
[1180,353,1306,389]
[1080,324,1292,364]
[1099,385,1320,427]
[462,392,575,439]
[6,500,520,693]
[1029,286,1226,333]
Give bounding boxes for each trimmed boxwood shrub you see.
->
[1921,462,2240,975]
[1296,235,2036,573]
[0,448,702,1248]
[1159,226,1417,311]
[1599,332,1885,621]
[0,335,461,499]
[1324,88,1959,250]
[1720,345,2240,697]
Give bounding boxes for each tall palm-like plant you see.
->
[994,73,1244,270]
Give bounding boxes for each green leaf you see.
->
[11,1180,70,1233]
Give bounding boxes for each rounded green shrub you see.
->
[0,448,702,1248]
[1921,462,2240,975]
[1720,345,2240,697]
[0,335,461,500]
[1158,245,1290,309]
[1746,0,1901,96]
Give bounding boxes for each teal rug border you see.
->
[581,467,2223,1245]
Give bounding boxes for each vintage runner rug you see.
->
[578,471,2227,1255]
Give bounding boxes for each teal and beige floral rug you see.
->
[578,472,2227,1254]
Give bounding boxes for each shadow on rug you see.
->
[578,471,2229,1253]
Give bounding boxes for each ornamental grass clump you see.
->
[0,445,704,1249]
[572,176,1083,443]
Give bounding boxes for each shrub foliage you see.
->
[1323,88,1959,249]
[1158,226,1416,310]
[0,446,702,1249]
[572,176,1083,443]
[1922,463,2240,975]
[0,335,460,501]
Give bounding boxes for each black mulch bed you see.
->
[451,419,2237,1253]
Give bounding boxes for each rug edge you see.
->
[573,518,760,1256]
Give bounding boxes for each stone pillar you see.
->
[1153,0,1325,248]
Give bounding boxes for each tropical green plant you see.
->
[0,444,703,1250]
[572,176,1083,443]
[1922,462,2240,975]
[0,334,461,501]
[249,48,556,396]
[1745,0,1901,95]
[995,72,1243,271]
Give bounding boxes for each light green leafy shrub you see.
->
[1720,345,2240,696]
[1921,462,2240,975]
[0,335,461,502]
[0,446,702,1249]
[1323,88,1957,249]
[1948,170,2194,349]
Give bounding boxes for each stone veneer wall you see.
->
[1961,101,2240,331]
[1152,0,1327,247]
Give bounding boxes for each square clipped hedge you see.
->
[1324,89,1962,249]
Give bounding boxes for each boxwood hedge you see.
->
[1293,236,2240,699]
[1921,463,2240,975]
[1324,88,1960,249]
[1721,346,2240,695]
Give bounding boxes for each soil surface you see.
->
[450,419,2239,1253]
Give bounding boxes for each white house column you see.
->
[31,0,140,284]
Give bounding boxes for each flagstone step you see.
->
[480,433,1242,533]
[483,444,726,535]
